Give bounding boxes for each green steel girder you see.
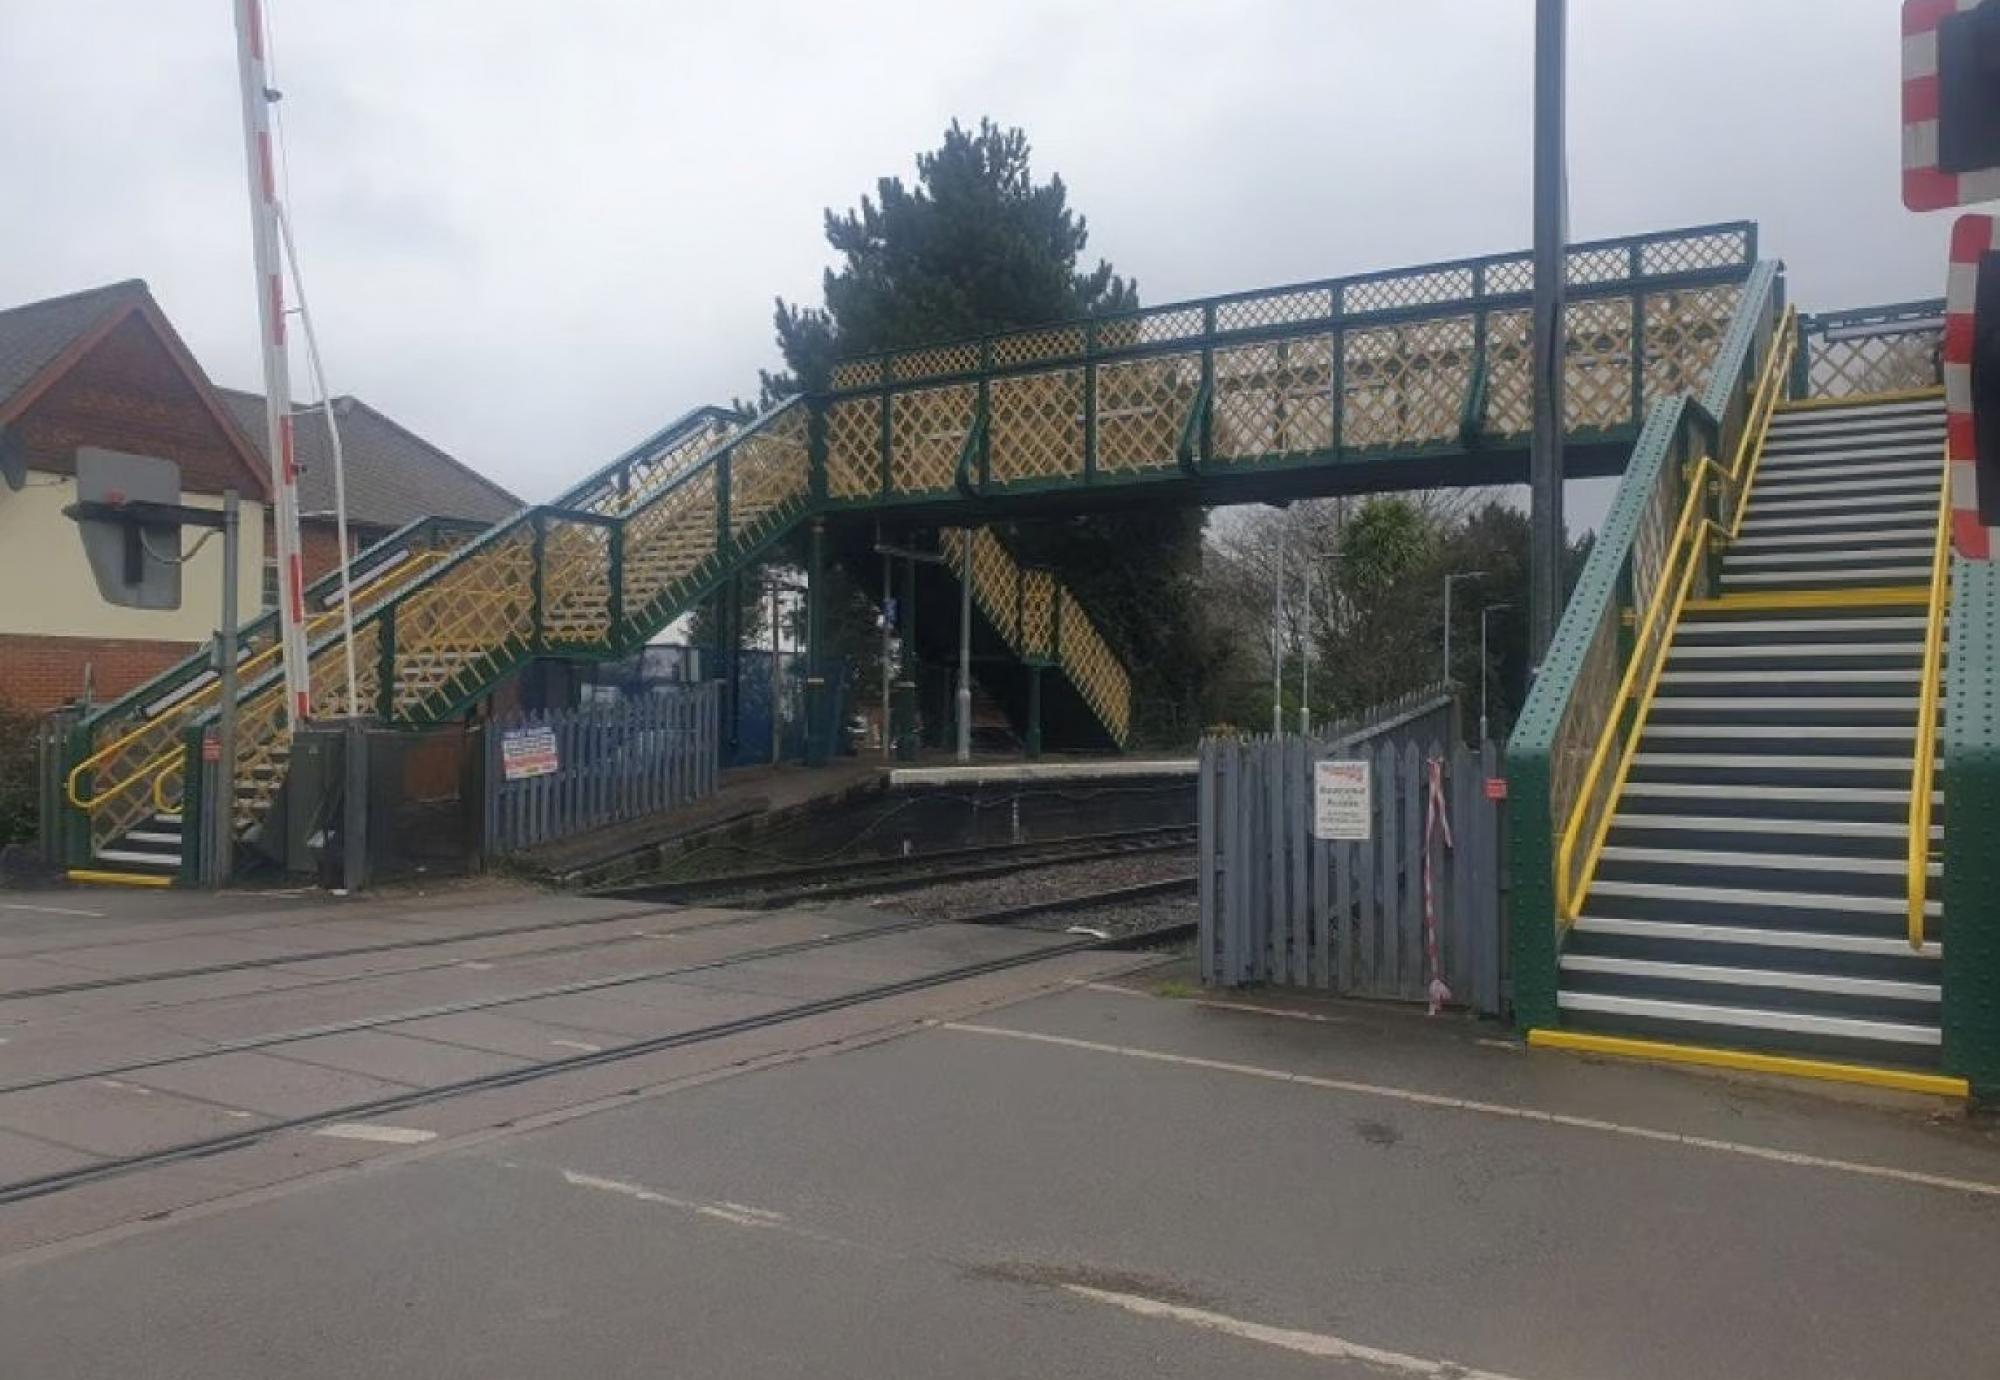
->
[1944,559,2000,1100]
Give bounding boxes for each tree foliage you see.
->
[761,119,1210,744]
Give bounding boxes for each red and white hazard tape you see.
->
[1945,213,1996,560]
[1903,0,2000,212]
[1422,755,1453,1016]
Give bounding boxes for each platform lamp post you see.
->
[1480,603,1511,744]
[1441,570,1488,689]
[1528,0,1568,667]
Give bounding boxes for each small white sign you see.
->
[1313,759,1372,841]
[501,725,560,781]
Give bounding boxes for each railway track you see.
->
[600,824,1196,908]
[0,827,1192,1006]
[0,875,1195,1205]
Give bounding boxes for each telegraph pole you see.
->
[1529,0,1568,665]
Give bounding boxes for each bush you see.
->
[0,698,40,848]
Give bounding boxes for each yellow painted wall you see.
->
[0,472,267,641]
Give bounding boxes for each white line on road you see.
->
[313,1123,438,1146]
[1078,982,1349,1024]
[1064,1284,1530,1380]
[943,1023,2000,1201]
[549,1039,603,1053]
[0,901,105,919]
[560,1169,786,1228]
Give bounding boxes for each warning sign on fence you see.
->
[500,725,560,781]
[1312,759,1371,841]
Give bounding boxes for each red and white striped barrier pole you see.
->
[232,0,312,727]
[1423,754,1454,1015]
[1945,213,1997,561]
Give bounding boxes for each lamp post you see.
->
[1480,603,1512,743]
[1442,570,1488,688]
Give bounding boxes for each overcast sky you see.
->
[0,1,1951,528]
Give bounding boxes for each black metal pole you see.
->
[1530,0,1568,666]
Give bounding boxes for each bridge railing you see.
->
[817,222,1757,507]
[1792,299,1945,400]
[1505,258,1785,1028]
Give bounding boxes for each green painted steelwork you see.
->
[1944,558,2000,1100]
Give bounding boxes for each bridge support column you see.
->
[1025,664,1043,761]
[894,556,919,760]
[804,518,829,766]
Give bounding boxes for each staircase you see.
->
[1558,393,1948,1067]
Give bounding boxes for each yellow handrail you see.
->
[64,553,436,813]
[1908,445,1952,949]
[1555,456,1721,920]
[1554,309,1797,920]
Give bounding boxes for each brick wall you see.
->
[298,521,349,588]
[0,634,198,713]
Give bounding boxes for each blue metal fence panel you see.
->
[485,682,721,855]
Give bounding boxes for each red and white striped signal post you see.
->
[1945,215,2000,559]
[232,0,312,726]
[1903,0,2000,211]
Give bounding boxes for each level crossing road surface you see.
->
[0,885,1996,1379]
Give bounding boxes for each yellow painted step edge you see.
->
[66,868,174,889]
[1773,386,1945,413]
[1527,1028,1968,1098]
[1684,586,1930,612]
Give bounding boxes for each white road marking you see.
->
[942,1023,2000,1201]
[0,901,105,919]
[1064,1284,1529,1379]
[312,1123,438,1145]
[1475,1038,1525,1053]
[561,1170,785,1228]
[1077,981,1347,1024]
[458,961,495,971]
[549,1039,603,1054]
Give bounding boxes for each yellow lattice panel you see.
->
[1019,568,1055,662]
[1481,309,1533,436]
[728,407,810,543]
[1341,317,1473,450]
[612,413,738,513]
[991,326,1084,369]
[1642,284,1739,408]
[624,467,718,613]
[824,397,880,500]
[891,343,980,383]
[1214,287,1333,334]
[988,369,1083,485]
[392,527,536,707]
[888,384,974,496]
[1058,590,1132,746]
[1211,336,1334,461]
[1640,227,1751,277]
[1095,355,1194,474]
[1344,267,1474,317]
[832,359,883,390]
[1807,329,1939,399]
[539,520,613,645]
[1563,298,1635,431]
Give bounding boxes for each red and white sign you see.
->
[1903,1,2000,211]
[501,726,561,781]
[1945,214,1998,559]
[1484,776,1508,802]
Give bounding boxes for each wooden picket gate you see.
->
[1198,735,1505,1014]
[484,684,720,854]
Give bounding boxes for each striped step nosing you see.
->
[1598,845,1937,878]
[1645,698,1920,715]
[1725,547,1931,570]
[1738,507,1939,534]
[124,830,182,845]
[1630,753,1926,773]
[1722,568,1931,587]
[1610,814,1939,841]
[1559,954,1940,1002]
[1572,916,1941,959]
[1770,398,1942,422]
[1617,783,1940,810]
[1743,490,1941,516]
[1728,529,1936,553]
[1755,456,1943,481]
[1758,439,1945,462]
[1657,668,1918,685]
[95,848,181,868]
[1750,467,1942,492]
[1590,878,1940,918]
[1666,642,1921,660]
[1556,991,1941,1045]
[1641,726,1918,743]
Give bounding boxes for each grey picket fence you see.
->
[485,683,720,853]
[1198,735,1505,1014]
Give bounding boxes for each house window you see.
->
[261,558,278,610]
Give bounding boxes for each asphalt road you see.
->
[2,969,1996,1379]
